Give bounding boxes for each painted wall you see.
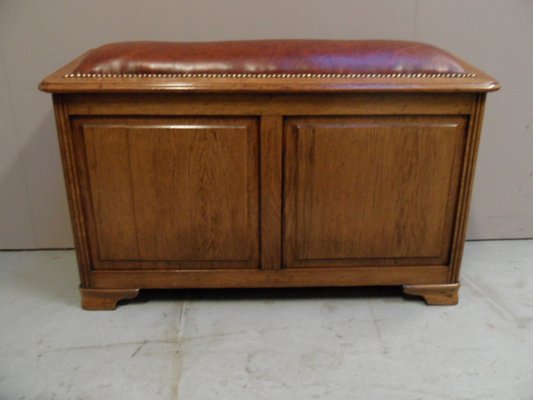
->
[0,0,532,248]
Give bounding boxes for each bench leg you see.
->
[80,288,140,310]
[403,283,460,305]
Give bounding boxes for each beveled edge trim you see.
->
[90,265,449,289]
[64,72,477,79]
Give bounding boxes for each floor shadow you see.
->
[123,285,405,307]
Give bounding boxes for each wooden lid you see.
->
[39,40,499,93]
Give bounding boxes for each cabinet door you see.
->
[283,116,467,268]
[73,117,259,270]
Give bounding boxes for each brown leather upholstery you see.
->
[73,40,472,76]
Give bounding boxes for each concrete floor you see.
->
[0,240,532,400]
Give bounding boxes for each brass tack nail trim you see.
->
[65,72,477,79]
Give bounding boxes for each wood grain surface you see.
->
[73,117,259,269]
[283,116,467,268]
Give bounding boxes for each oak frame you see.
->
[50,92,486,309]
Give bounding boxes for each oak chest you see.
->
[40,40,499,309]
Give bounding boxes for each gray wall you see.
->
[1,0,532,249]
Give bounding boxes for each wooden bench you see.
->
[40,40,499,309]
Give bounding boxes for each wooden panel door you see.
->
[283,115,468,268]
[73,117,259,270]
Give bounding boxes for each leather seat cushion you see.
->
[72,40,472,77]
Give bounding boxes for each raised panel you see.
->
[73,117,259,269]
[284,116,467,268]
